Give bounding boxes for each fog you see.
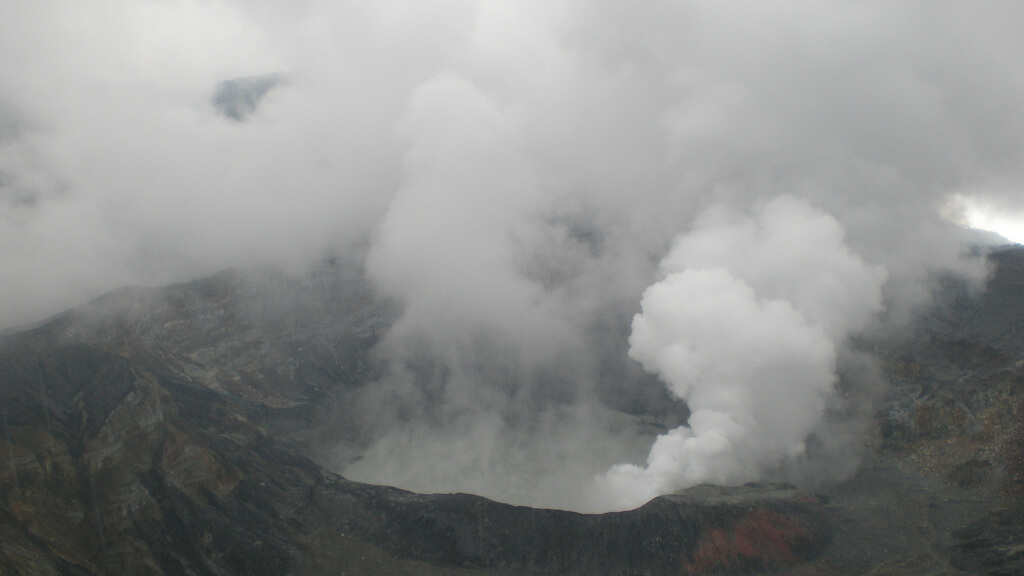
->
[2,1,1023,510]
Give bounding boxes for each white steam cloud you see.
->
[2,1,1024,511]
[595,196,886,510]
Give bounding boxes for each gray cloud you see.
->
[213,73,286,121]
[1,0,1023,509]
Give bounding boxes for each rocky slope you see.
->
[1,249,1023,575]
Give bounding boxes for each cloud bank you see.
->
[2,1,1024,509]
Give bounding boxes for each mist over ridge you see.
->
[2,1,1024,510]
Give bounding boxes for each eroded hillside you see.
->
[1,249,1022,575]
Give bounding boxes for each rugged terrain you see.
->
[0,249,1023,575]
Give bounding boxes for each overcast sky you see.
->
[1,0,1023,328]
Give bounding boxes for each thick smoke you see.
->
[2,1,1024,510]
[594,196,886,510]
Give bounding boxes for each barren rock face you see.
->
[2,249,1024,575]
[0,314,829,575]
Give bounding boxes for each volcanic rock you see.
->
[2,248,1024,575]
